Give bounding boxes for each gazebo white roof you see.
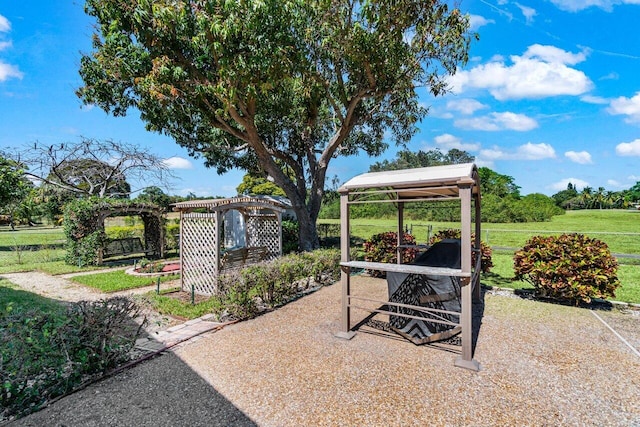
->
[339,163,479,200]
[172,196,286,213]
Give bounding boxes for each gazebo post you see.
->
[474,190,482,302]
[397,202,404,264]
[336,190,355,340]
[455,182,481,371]
[215,210,222,276]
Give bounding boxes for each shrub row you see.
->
[1,297,146,420]
[213,249,340,320]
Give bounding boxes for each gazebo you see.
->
[172,196,286,295]
[336,163,482,371]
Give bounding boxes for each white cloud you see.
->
[0,15,10,33]
[469,15,495,30]
[599,72,619,80]
[565,150,593,164]
[455,112,538,131]
[0,15,21,82]
[581,95,609,105]
[550,0,640,12]
[0,62,23,81]
[616,138,640,156]
[629,175,640,181]
[607,92,640,124]
[449,44,592,100]
[549,178,589,192]
[515,3,537,24]
[446,98,487,115]
[163,156,193,169]
[516,142,557,160]
[479,143,556,161]
[607,179,623,188]
[433,134,480,151]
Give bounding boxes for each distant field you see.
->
[320,209,640,255]
[320,209,640,303]
[1,210,638,302]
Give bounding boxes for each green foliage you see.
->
[165,223,180,251]
[430,229,493,273]
[136,259,165,274]
[363,232,418,277]
[513,234,621,303]
[369,148,474,172]
[77,0,472,251]
[218,249,340,320]
[237,173,286,197]
[106,225,142,240]
[135,186,171,209]
[1,296,145,419]
[481,193,564,223]
[478,167,521,199]
[63,198,163,266]
[63,198,107,266]
[281,219,299,254]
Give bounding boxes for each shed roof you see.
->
[172,196,286,213]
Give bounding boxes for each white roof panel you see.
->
[339,163,477,191]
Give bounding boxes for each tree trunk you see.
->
[294,205,319,251]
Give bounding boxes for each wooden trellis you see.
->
[173,197,286,295]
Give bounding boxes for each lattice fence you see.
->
[246,213,281,261]
[181,213,219,295]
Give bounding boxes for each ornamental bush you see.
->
[513,233,620,304]
[363,231,418,277]
[1,297,145,420]
[429,229,493,273]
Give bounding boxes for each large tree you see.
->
[77,0,473,250]
[0,156,32,229]
[18,138,174,199]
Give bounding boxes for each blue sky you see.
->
[1,1,639,197]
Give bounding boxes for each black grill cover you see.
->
[387,239,462,344]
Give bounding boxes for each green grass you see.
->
[138,290,223,320]
[321,210,640,303]
[0,226,65,247]
[321,209,640,254]
[70,270,178,293]
[0,279,67,315]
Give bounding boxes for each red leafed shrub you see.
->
[363,231,418,277]
[429,229,493,273]
[513,233,620,304]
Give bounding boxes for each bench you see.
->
[103,237,148,259]
[220,246,269,270]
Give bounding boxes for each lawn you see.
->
[70,270,178,293]
[320,209,640,254]
[0,279,67,314]
[320,209,640,304]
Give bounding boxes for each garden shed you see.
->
[336,163,482,371]
[172,196,286,295]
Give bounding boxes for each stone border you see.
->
[125,261,181,277]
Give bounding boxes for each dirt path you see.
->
[0,271,179,334]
